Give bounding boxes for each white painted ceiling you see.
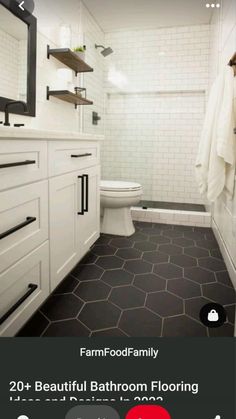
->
[83,0,213,32]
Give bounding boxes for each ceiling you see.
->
[83,0,213,32]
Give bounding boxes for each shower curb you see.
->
[131,207,211,227]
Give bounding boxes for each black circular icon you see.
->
[14,0,35,17]
[199,303,227,328]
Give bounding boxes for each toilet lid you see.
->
[101,180,142,192]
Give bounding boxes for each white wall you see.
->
[101,25,210,204]
[82,2,105,135]
[0,0,105,134]
[209,0,236,271]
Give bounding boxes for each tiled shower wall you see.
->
[101,25,210,204]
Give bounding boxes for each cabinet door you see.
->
[0,181,48,273]
[49,166,100,291]
[49,173,79,291]
[0,242,49,337]
[77,165,100,258]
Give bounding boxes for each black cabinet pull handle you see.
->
[0,217,37,240]
[0,284,38,325]
[77,176,84,215]
[0,160,36,169]
[71,153,92,158]
[83,174,89,213]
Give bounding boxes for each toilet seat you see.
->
[101,180,141,192]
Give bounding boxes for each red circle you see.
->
[126,405,171,419]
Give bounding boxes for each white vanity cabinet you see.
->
[50,164,100,291]
[0,135,101,336]
[0,140,50,337]
[77,165,100,255]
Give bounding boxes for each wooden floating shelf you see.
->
[47,87,93,108]
[47,46,94,75]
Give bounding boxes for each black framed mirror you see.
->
[0,0,36,116]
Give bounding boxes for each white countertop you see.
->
[0,127,104,141]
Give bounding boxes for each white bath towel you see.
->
[195,66,235,202]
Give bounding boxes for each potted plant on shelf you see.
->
[73,45,86,61]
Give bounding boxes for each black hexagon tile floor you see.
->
[17,222,236,337]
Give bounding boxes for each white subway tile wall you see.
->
[101,25,210,204]
[82,2,105,135]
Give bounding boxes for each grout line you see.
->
[40,322,51,337]
[39,310,51,323]
[160,318,164,338]
[116,310,123,328]
[76,318,92,333]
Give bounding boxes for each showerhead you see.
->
[101,47,113,57]
[95,44,113,57]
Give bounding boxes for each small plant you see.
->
[73,45,86,52]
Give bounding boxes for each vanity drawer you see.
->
[0,242,49,337]
[0,140,47,191]
[0,181,48,273]
[48,141,99,177]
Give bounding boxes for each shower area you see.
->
[101,25,210,216]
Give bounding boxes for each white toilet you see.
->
[100,180,143,236]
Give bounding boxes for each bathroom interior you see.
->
[0,0,235,337]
